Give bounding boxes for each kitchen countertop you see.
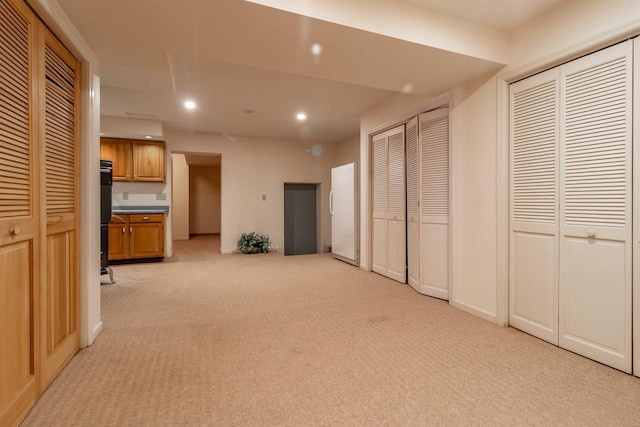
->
[112,205,169,214]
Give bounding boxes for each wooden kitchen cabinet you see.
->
[100,138,165,182]
[108,216,128,260]
[100,138,132,181]
[108,214,164,261]
[133,141,165,182]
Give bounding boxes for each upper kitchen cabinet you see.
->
[100,138,131,181]
[133,141,165,182]
[100,138,166,183]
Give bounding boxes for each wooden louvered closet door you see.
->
[0,0,41,424]
[418,108,449,299]
[371,125,406,283]
[40,27,80,387]
[509,69,560,345]
[558,41,632,373]
[406,117,419,291]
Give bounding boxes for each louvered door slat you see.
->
[406,120,418,222]
[563,56,627,228]
[0,30,28,65]
[0,0,30,219]
[372,134,387,219]
[387,130,405,219]
[44,38,76,216]
[420,113,449,219]
[512,80,557,224]
[0,94,29,125]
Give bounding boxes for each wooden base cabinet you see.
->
[109,214,164,261]
[108,216,128,260]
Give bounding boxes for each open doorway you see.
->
[283,183,320,256]
[171,153,222,251]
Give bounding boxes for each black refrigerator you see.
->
[100,160,114,283]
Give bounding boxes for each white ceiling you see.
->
[57,0,562,143]
[402,0,564,31]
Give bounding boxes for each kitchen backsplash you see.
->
[112,182,169,207]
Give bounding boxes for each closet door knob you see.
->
[587,230,596,238]
[9,226,19,237]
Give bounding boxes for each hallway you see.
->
[22,237,640,425]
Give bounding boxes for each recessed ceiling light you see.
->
[296,112,307,121]
[311,43,322,56]
[184,100,196,110]
[144,135,152,139]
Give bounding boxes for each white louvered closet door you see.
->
[406,117,419,291]
[419,108,449,299]
[386,126,406,283]
[559,41,633,373]
[371,125,406,283]
[509,69,560,345]
[371,132,388,275]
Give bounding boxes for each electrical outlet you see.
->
[123,192,129,200]
[156,193,167,201]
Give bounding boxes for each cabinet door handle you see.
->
[130,226,133,233]
[122,227,125,233]
[143,216,149,220]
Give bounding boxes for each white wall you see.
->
[101,115,162,140]
[171,153,189,240]
[164,130,337,253]
[508,0,640,74]
[335,135,360,167]
[189,166,221,234]
[359,0,640,325]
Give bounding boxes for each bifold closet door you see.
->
[40,27,80,386]
[406,117,419,291]
[509,40,633,373]
[371,125,406,283]
[509,69,560,345]
[559,41,632,373]
[0,0,41,423]
[418,108,449,299]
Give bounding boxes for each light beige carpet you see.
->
[22,235,640,426]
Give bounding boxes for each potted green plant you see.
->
[237,232,271,254]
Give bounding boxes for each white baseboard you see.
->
[221,249,234,254]
[450,300,498,324]
[88,321,103,346]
